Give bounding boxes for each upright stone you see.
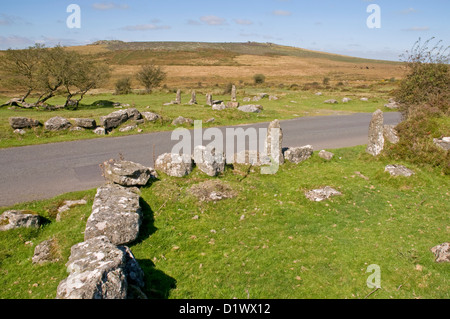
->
[366,109,384,156]
[231,85,237,102]
[175,89,181,104]
[189,91,197,105]
[264,119,284,165]
[206,93,213,106]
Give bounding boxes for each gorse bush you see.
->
[253,74,266,84]
[388,38,450,174]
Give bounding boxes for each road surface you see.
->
[0,112,401,207]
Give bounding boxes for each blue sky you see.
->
[0,0,448,61]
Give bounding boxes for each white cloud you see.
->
[92,2,129,10]
[0,35,33,49]
[234,19,253,25]
[402,26,430,32]
[200,15,227,26]
[122,24,171,31]
[272,10,292,16]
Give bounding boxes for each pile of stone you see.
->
[56,158,157,299]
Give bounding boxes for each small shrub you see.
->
[322,77,330,85]
[253,74,266,84]
[115,77,132,95]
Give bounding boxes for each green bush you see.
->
[253,74,266,84]
[115,77,132,95]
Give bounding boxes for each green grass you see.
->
[1,145,448,299]
[0,89,394,149]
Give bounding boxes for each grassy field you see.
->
[0,145,448,299]
[0,86,397,149]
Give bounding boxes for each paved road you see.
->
[0,112,401,207]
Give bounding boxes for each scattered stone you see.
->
[101,159,157,187]
[265,119,284,165]
[354,171,369,181]
[385,164,415,177]
[155,153,193,177]
[269,95,279,101]
[172,116,194,126]
[243,97,251,102]
[226,101,240,108]
[9,117,41,129]
[315,92,323,96]
[318,150,334,161]
[237,104,263,113]
[189,180,237,202]
[231,85,237,102]
[74,118,96,129]
[119,125,137,133]
[32,238,60,264]
[84,184,142,245]
[252,96,262,102]
[383,125,399,144]
[56,199,88,221]
[70,126,85,132]
[13,129,26,135]
[283,145,314,164]
[305,186,342,202]
[324,99,338,104]
[125,108,142,121]
[56,236,145,299]
[433,137,450,151]
[360,98,369,102]
[141,112,160,122]
[0,210,41,231]
[366,109,384,156]
[212,103,226,111]
[188,91,197,105]
[342,98,352,103]
[384,100,399,109]
[93,127,106,135]
[100,110,129,131]
[45,116,72,131]
[205,117,215,123]
[431,243,450,263]
[193,145,225,177]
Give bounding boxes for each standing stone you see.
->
[175,89,181,104]
[231,85,237,102]
[366,109,384,156]
[189,91,197,105]
[193,145,225,177]
[206,93,213,106]
[264,119,284,165]
[84,184,142,245]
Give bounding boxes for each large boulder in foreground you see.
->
[155,153,193,177]
[9,117,41,129]
[101,159,157,187]
[45,116,72,131]
[0,210,41,231]
[193,146,225,177]
[56,236,145,299]
[84,184,142,245]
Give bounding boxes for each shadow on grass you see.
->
[137,259,177,299]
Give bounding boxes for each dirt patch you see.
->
[189,180,237,202]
